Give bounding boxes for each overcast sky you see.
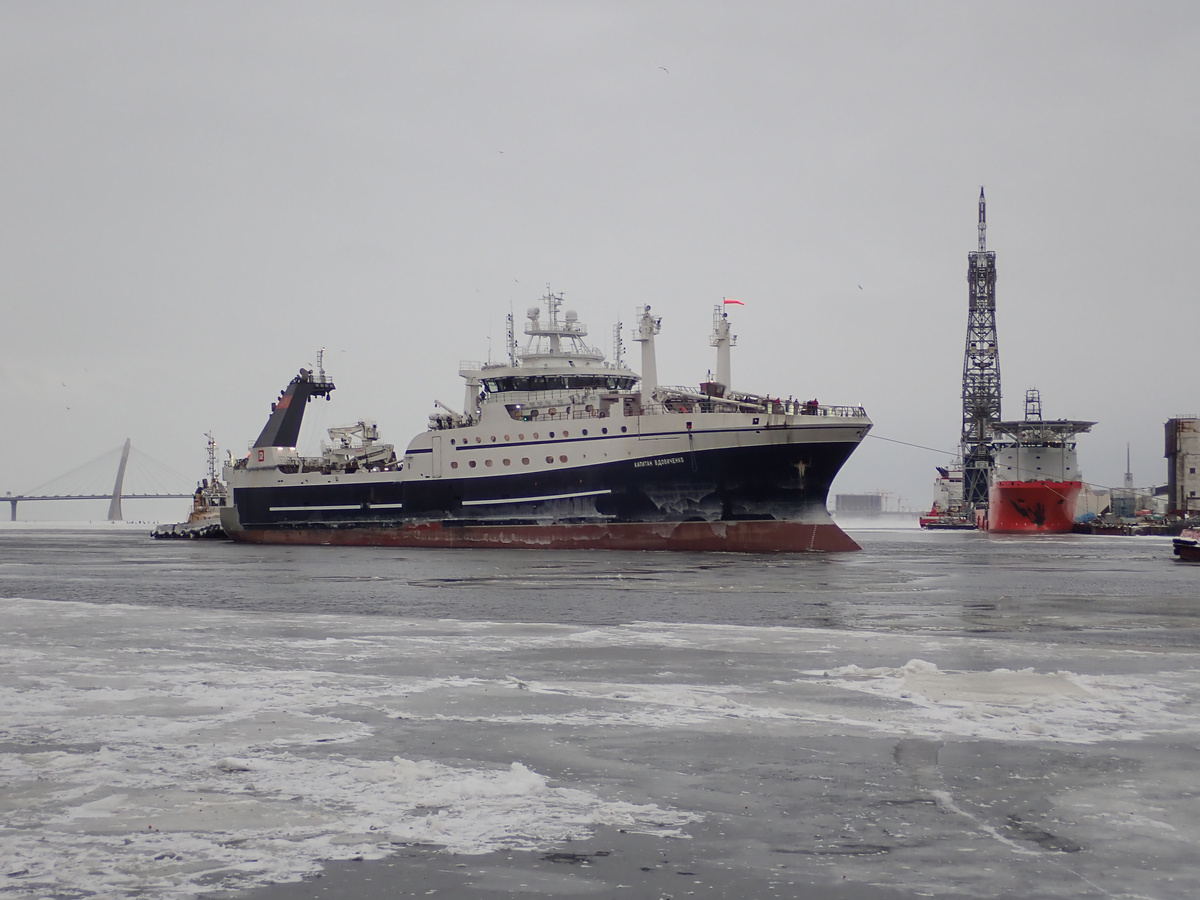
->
[3,1,1198,519]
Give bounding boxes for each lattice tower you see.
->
[961,187,1001,506]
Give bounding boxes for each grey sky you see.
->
[3,2,1197,517]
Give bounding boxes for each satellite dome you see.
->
[527,306,540,319]
[564,310,578,323]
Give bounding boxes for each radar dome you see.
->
[565,310,578,323]
[527,307,540,319]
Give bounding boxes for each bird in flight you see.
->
[659,66,669,74]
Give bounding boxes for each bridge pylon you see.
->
[5,439,191,520]
[107,438,132,521]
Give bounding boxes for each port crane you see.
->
[323,421,396,468]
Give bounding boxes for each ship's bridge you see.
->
[458,291,640,396]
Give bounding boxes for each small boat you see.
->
[152,433,229,539]
[919,461,976,530]
[1172,528,1200,562]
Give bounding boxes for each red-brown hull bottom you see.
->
[228,519,861,553]
[977,481,1082,534]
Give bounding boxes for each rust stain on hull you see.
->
[229,520,860,553]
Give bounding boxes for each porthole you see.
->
[602,427,608,434]
[562,430,569,437]
[522,457,530,465]
[559,455,568,463]
[486,459,494,467]
[475,437,482,444]
[504,434,510,441]
[533,433,540,439]
[490,436,497,443]
[621,426,627,433]
[582,429,588,436]
[549,431,555,438]
[450,439,456,445]
[503,458,511,466]
[469,460,477,468]
[546,456,554,464]
[450,461,458,469]
[518,433,525,440]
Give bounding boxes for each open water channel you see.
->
[1,523,1197,899]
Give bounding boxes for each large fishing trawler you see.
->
[221,293,872,552]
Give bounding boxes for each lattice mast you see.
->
[961,188,1001,507]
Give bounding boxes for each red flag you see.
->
[723,298,745,306]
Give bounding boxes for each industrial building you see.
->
[1166,417,1200,516]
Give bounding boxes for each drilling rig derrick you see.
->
[960,187,1001,507]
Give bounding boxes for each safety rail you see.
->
[421,392,869,430]
[640,402,866,418]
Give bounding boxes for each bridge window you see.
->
[484,374,635,393]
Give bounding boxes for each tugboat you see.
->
[152,433,229,539]
[919,460,976,530]
[1173,528,1200,562]
[220,293,873,552]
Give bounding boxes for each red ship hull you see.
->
[976,480,1082,534]
[228,519,861,553]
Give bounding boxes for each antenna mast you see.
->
[506,311,517,365]
[205,431,218,483]
[961,187,1002,507]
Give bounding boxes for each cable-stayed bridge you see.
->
[5,439,194,521]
